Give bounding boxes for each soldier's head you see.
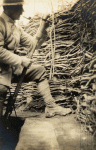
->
[1,0,25,20]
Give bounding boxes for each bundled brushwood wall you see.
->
[9,0,96,134]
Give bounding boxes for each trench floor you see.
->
[0,111,96,150]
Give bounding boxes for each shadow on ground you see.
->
[0,117,25,150]
[0,113,96,150]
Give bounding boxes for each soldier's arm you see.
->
[0,22,22,67]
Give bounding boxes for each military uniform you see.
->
[0,12,46,87]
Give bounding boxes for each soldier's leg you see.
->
[13,65,71,117]
[24,65,56,108]
[37,79,72,118]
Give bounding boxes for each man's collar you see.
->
[1,12,15,24]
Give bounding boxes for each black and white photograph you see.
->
[0,0,96,149]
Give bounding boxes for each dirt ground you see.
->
[0,111,96,150]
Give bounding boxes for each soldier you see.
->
[0,0,71,119]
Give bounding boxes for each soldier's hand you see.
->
[42,14,50,21]
[21,56,33,68]
[41,14,51,29]
[13,65,23,75]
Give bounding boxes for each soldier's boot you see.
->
[37,79,72,118]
